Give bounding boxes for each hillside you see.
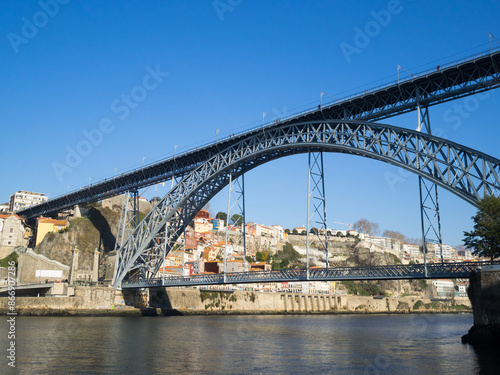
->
[34,206,121,275]
[286,236,433,298]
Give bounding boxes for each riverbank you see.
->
[0,286,471,316]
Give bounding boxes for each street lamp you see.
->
[320,91,338,107]
[142,156,148,168]
[216,129,220,142]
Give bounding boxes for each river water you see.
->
[1,313,498,374]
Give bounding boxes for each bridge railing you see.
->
[120,261,500,288]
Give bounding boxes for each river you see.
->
[1,313,498,374]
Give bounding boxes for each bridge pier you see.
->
[416,88,444,269]
[462,266,500,347]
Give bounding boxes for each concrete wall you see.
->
[17,249,70,283]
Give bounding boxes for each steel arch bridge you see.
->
[113,120,500,288]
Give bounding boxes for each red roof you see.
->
[0,213,22,220]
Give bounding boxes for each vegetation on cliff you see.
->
[0,252,18,267]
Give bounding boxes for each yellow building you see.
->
[36,217,69,246]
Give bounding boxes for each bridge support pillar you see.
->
[112,190,140,285]
[306,150,329,278]
[416,93,444,271]
[224,173,247,278]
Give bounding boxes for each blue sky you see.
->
[1,0,500,246]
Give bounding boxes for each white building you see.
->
[432,279,455,297]
[427,243,456,260]
[271,225,284,241]
[402,243,421,257]
[0,214,26,251]
[9,191,48,212]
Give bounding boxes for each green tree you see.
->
[292,228,298,235]
[284,228,290,234]
[310,227,319,235]
[256,251,268,262]
[216,212,227,221]
[463,195,500,263]
[231,214,243,226]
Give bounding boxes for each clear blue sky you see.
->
[1,0,500,246]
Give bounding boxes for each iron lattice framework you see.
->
[113,120,500,287]
[18,49,500,220]
[122,261,500,288]
[306,151,328,271]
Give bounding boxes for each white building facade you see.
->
[9,191,48,212]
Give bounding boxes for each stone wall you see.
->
[17,249,70,283]
[0,287,470,316]
[0,287,136,315]
[148,288,468,315]
[462,267,500,347]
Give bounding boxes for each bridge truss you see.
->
[18,48,500,220]
[112,120,500,287]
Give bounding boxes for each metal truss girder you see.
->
[306,151,328,271]
[19,50,500,220]
[121,261,500,288]
[113,120,500,287]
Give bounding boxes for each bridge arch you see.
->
[113,120,500,287]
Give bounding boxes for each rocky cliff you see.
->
[34,207,120,275]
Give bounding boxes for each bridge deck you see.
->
[121,261,497,289]
[18,48,500,219]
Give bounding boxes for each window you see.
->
[10,228,13,233]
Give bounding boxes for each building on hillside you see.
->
[456,281,469,297]
[271,225,284,241]
[211,218,224,231]
[427,243,456,260]
[202,246,222,261]
[9,191,48,212]
[158,266,183,277]
[293,227,306,234]
[204,261,223,274]
[226,259,245,273]
[195,209,210,219]
[402,243,421,257]
[0,203,9,213]
[0,214,26,250]
[193,217,213,233]
[35,217,69,246]
[457,249,473,259]
[250,262,272,271]
[432,279,455,297]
